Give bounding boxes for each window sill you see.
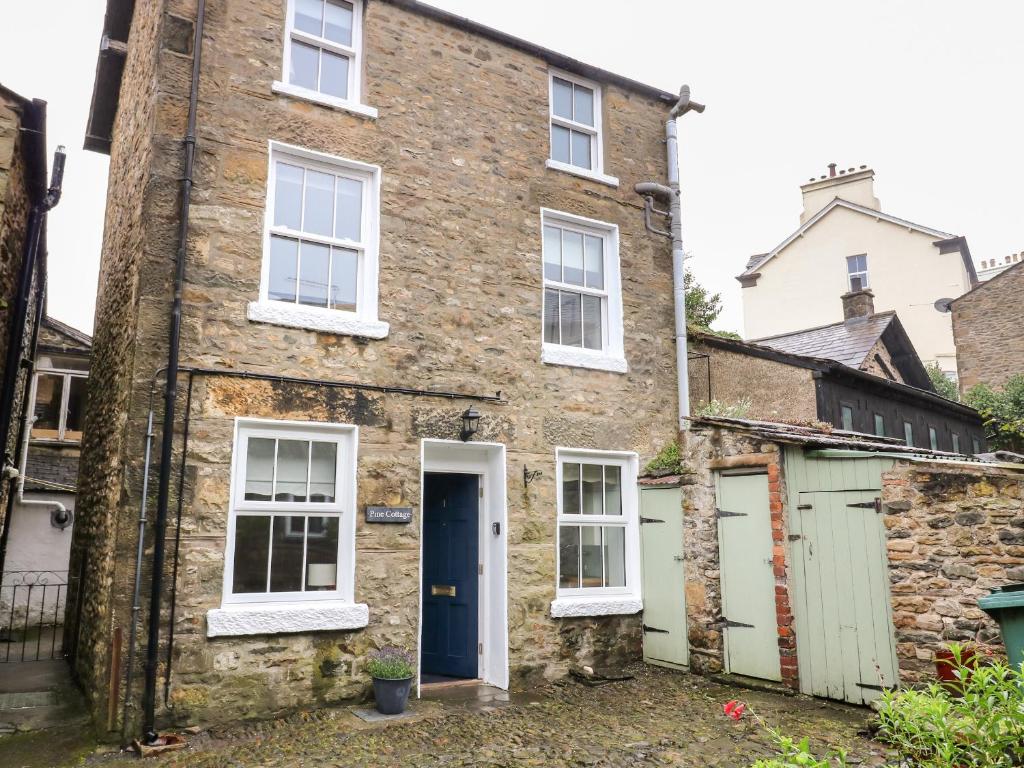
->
[247,301,389,339]
[545,159,619,188]
[550,596,642,619]
[206,602,369,638]
[542,344,627,373]
[272,81,379,120]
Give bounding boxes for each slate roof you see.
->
[750,312,897,370]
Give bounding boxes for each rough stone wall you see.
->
[64,0,166,726]
[687,339,818,423]
[0,93,37,531]
[861,336,906,384]
[882,460,1024,683]
[680,425,796,687]
[952,262,1024,392]
[77,0,676,731]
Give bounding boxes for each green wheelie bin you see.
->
[978,582,1024,670]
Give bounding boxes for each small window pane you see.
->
[543,288,560,344]
[303,170,334,237]
[581,294,602,351]
[841,406,853,431]
[604,466,621,516]
[559,291,582,347]
[850,274,865,291]
[543,225,562,282]
[573,84,594,126]
[329,248,358,311]
[952,433,961,454]
[904,422,914,446]
[298,242,330,307]
[294,0,324,36]
[603,526,625,587]
[584,235,603,289]
[306,517,340,591]
[551,125,570,164]
[65,376,86,440]
[929,427,938,451]
[270,516,305,592]
[334,177,362,242]
[268,236,299,303]
[244,438,276,501]
[276,440,310,501]
[323,0,353,45]
[274,163,304,230]
[289,40,319,91]
[320,50,350,99]
[309,441,337,502]
[874,414,885,437]
[558,525,580,589]
[972,437,981,454]
[552,77,573,120]
[570,131,592,170]
[580,526,603,586]
[562,231,584,286]
[561,462,580,515]
[31,374,63,439]
[232,516,270,593]
[581,464,603,515]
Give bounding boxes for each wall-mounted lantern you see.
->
[460,407,481,442]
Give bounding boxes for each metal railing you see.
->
[0,570,68,662]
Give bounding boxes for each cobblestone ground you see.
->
[79,665,890,768]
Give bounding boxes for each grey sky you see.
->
[3,0,1021,335]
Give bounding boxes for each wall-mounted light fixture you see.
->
[460,407,481,442]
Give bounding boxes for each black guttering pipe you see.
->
[0,126,66,582]
[141,0,206,744]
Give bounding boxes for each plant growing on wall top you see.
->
[644,441,686,476]
[696,397,752,419]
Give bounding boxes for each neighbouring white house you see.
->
[977,251,1022,282]
[738,164,977,379]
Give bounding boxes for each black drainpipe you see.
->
[0,137,66,582]
[141,0,206,745]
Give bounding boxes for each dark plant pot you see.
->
[372,676,413,715]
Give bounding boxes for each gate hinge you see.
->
[715,508,748,519]
[711,616,754,630]
[847,498,882,513]
[857,681,885,691]
[642,624,669,634]
[640,516,665,525]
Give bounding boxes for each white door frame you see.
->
[418,439,509,695]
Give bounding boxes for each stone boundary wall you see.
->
[952,262,1024,391]
[882,460,1024,683]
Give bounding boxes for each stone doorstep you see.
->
[0,691,57,711]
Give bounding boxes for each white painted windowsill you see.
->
[545,159,619,188]
[550,596,642,619]
[248,301,389,339]
[542,344,628,373]
[207,602,369,638]
[272,81,379,119]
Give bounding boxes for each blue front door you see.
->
[421,473,479,679]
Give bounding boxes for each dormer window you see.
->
[847,254,869,291]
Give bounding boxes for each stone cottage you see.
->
[69,0,687,736]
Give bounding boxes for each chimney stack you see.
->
[800,164,880,224]
[841,289,875,322]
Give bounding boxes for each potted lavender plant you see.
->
[366,647,415,715]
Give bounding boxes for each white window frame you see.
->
[29,368,87,443]
[551,448,641,618]
[540,209,626,373]
[272,0,378,119]
[847,253,869,292]
[220,418,359,607]
[248,141,388,338]
[545,70,618,188]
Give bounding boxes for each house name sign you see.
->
[364,506,414,524]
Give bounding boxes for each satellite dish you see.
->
[934,298,954,313]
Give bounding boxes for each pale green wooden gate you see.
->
[640,485,688,669]
[785,450,899,705]
[716,472,781,681]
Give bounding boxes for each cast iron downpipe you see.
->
[634,85,704,431]
[0,143,66,581]
[141,0,207,745]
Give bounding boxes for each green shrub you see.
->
[874,646,1024,767]
[644,441,684,475]
[366,647,414,680]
